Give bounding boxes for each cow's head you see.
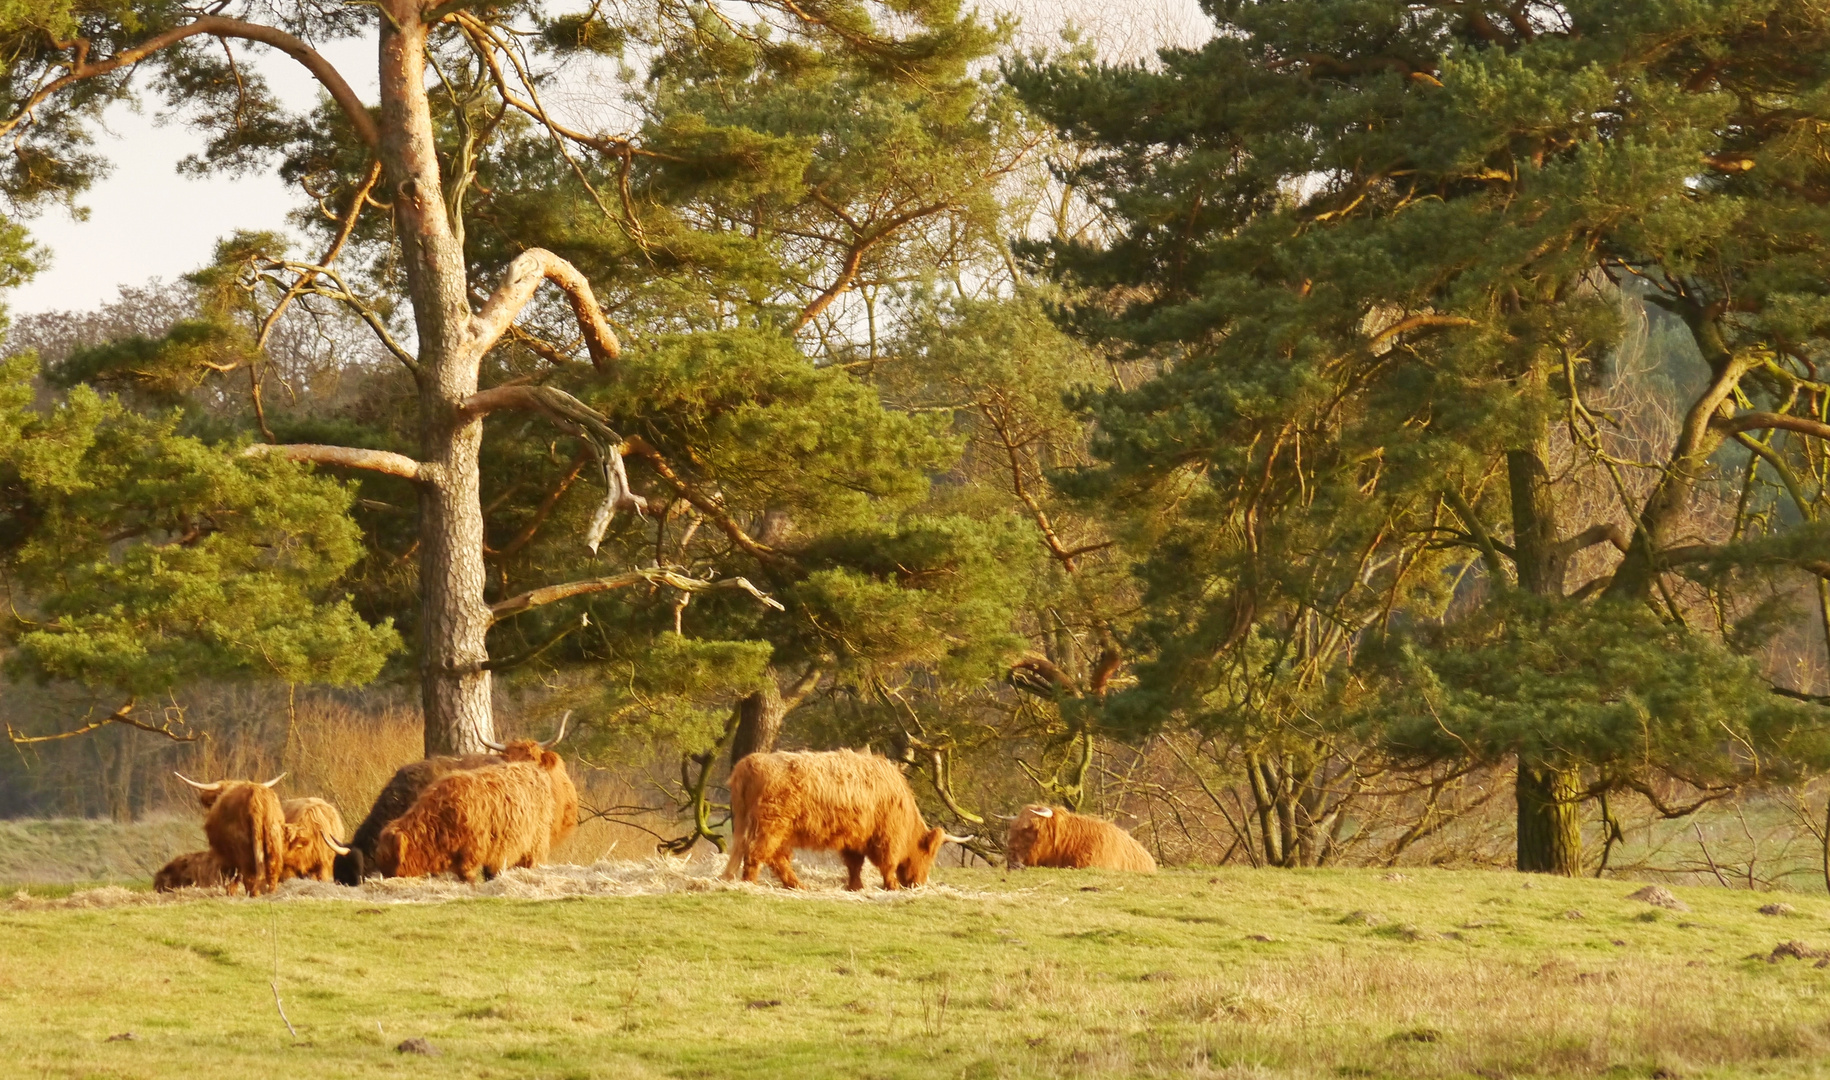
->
[284,822,350,860]
[333,848,368,886]
[373,828,408,877]
[479,711,570,763]
[174,772,284,809]
[1002,805,1056,868]
[896,827,975,887]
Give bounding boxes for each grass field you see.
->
[0,817,204,887]
[6,862,1830,1079]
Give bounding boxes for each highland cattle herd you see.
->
[153,718,1157,895]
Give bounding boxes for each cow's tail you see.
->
[721,761,753,880]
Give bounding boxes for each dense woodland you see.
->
[1,0,1827,878]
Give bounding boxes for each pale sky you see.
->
[8,1,1209,316]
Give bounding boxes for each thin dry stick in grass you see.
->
[270,902,297,1039]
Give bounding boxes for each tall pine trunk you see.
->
[1507,446,1582,875]
[379,5,495,755]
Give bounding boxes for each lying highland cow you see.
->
[280,797,351,883]
[175,772,288,896]
[372,748,572,883]
[722,749,972,891]
[1003,804,1156,872]
[153,849,229,892]
[334,713,570,885]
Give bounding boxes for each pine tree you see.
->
[1,0,1032,756]
[1013,1,1830,871]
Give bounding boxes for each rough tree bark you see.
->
[727,665,822,765]
[368,0,499,754]
[13,7,647,755]
[1507,443,1583,875]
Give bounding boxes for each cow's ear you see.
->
[920,827,944,854]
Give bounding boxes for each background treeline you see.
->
[1,0,1827,882]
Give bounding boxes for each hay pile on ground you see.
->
[8,853,1003,909]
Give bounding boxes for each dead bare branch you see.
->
[488,566,783,623]
[242,443,428,481]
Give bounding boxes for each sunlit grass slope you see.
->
[5,867,1830,1079]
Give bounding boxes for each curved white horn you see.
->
[541,710,572,749]
[260,773,287,788]
[942,833,976,845]
[478,735,508,752]
[990,813,1017,820]
[325,837,351,856]
[1030,806,1054,818]
[172,772,222,792]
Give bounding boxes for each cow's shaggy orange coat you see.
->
[1004,804,1156,872]
[190,780,288,896]
[498,739,579,851]
[280,797,349,883]
[337,751,502,884]
[372,750,571,883]
[153,850,227,892]
[722,749,948,891]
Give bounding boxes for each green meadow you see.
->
[5,867,1830,1078]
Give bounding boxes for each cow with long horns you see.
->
[722,749,973,891]
[371,736,574,883]
[280,797,351,883]
[1002,804,1156,872]
[174,772,288,896]
[334,713,569,884]
[481,713,578,854]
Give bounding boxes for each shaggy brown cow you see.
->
[372,750,573,883]
[175,772,288,896]
[280,797,351,883]
[485,725,578,852]
[335,752,500,884]
[1003,804,1156,872]
[721,749,972,891]
[334,713,571,885]
[153,850,228,892]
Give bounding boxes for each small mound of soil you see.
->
[1767,940,1823,963]
[1759,902,1796,917]
[1626,885,1690,912]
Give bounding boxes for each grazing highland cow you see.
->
[280,797,351,883]
[334,713,570,885]
[722,749,972,891]
[1003,805,1156,872]
[483,715,577,852]
[153,850,229,892]
[372,749,573,883]
[175,772,288,896]
[335,752,500,884]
